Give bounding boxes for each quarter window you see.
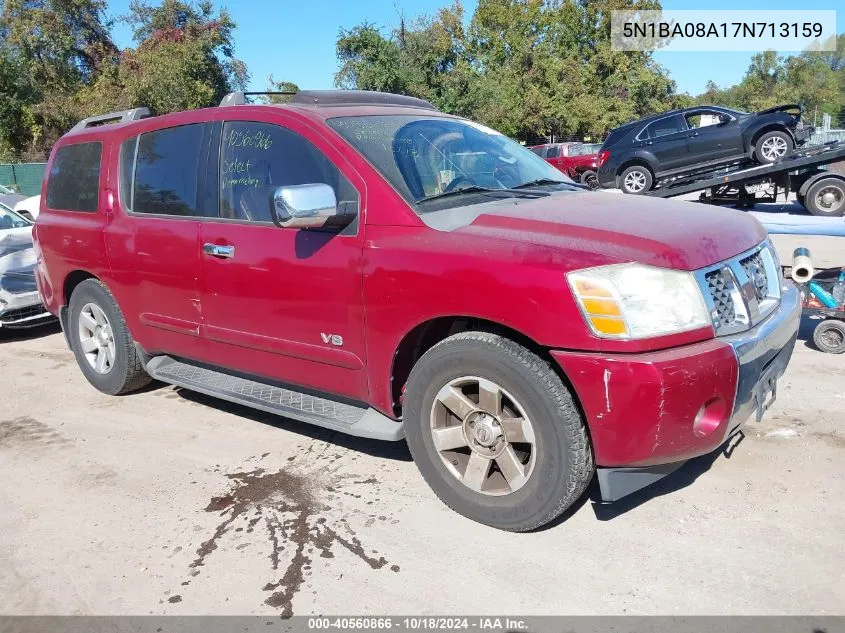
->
[132,124,206,216]
[219,121,357,223]
[46,142,102,212]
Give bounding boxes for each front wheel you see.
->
[618,165,653,194]
[404,332,594,531]
[754,131,793,164]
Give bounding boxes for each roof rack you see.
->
[70,107,151,133]
[219,90,437,110]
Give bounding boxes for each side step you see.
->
[145,356,404,441]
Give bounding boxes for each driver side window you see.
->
[219,121,358,223]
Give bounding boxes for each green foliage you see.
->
[0,0,247,160]
[335,0,684,141]
[697,36,845,123]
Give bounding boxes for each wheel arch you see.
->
[748,123,794,152]
[616,158,654,178]
[797,172,845,198]
[388,315,583,419]
[57,270,101,345]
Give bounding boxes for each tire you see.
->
[404,332,594,531]
[804,178,845,217]
[754,130,793,164]
[618,165,653,194]
[580,170,599,190]
[813,320,845,354]
[68,279,152,395]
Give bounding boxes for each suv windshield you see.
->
[328,115,577,211]
[0,206,31,230]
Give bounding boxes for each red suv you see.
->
[34,90,800,531]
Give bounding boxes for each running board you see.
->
[145,356,404,441]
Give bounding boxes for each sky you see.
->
[106,0,844,98]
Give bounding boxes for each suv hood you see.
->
[439,191,767,271]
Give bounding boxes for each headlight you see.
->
[567,263,711,339]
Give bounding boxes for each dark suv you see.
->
[597,105,811,194]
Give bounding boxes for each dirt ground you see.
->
[1,306,844,616]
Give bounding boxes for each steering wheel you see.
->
[443,175,472,193]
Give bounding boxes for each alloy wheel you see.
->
[429,376,536,496]
[760,136,788,161]
[623,170,647,193]
[77,302,116,375]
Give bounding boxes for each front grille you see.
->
[0,303,50,325]
[740,251,768,302]
[705,269,736,328]
[697,242,780,336]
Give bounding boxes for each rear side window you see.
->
[546,145,560,158]
[46,142,102,212]
[645,116,685,139]
[132,124,205,216]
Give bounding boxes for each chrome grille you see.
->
[705,269,736,327]
[740,251,768,302]
[696,241,781,336]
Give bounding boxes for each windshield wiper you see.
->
[512,178,570,189]
[416,185,549,204]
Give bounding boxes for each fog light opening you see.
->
[694,397,727,437]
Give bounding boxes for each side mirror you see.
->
[272,183,343,229]
[719,114,731,124]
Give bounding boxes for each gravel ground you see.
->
[1,312,843,616]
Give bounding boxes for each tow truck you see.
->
[643,141,845,217]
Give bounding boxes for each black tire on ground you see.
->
[618,165,653,194]
[796,192,806,209]
[754,130,793,164]
[580,170,599,190]
[68,278,152,395]
[403,331,594,531]
[813,320,845,354]
[803,178,845,217]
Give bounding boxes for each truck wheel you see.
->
[813,320,845,354]
[804,178,845,217]
[403,332,594,531]
[580,170,599,190]
[68,279,152,395]
[618,165,652,194]
[754,131,793,164]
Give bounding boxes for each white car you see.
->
[0,206,54,329]
[13,194,40,221]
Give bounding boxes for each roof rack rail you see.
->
[220,91,296,106]
[70,107,151,133]
[219,89,437,110]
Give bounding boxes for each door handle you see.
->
[203,243,235,258]
[645,141,653,145]
[689,132,699,137]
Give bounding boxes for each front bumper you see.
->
[552,283,800,500]
[0,289,55,329]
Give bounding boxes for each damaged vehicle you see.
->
[597,104,812,194]
[0,207,54,329]
[35,91,800,531]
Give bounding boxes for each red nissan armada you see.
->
[34,90,800,531]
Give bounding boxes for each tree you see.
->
[334,0,686,141]
[0,0,118,158]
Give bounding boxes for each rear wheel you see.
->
[68,279,151,395]
[618,165,653,194]
[580,170,599,190]
[404,332,594,531]
[754,131,793,164]
[813,320,845,354]
[804,178,845,217]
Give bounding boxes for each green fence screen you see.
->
[0,163,47,197]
